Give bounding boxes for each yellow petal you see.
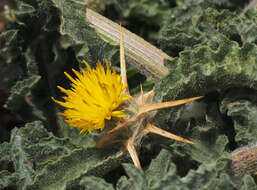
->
[53,60,130,135]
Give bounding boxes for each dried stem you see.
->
[86,8,171,80]
[231,142,257,176]
[240,0,257,17]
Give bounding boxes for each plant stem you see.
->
[231,142,257,176]
[240,0,257,17]
[85,8,171,80]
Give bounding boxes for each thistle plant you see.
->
[2,0,257,189]
[53,27,203,169]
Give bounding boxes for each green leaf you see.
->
[15,2,35,17]
[9,121,77,187]
[25,146,126,190]
[0,170,18,189]
[121,164,147,190]
[220,88,257,145]
[79,176,115,190]
[49,0,118,65]
[0,121,128,189]
[156,35,257,103]
[160,7,257,56]
[116,150,257,190]
[241,174,257,190]
[6,75,41,106]
[0,30,19,46]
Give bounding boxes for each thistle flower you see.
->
[53,26,203,169]
[52,60,131,134]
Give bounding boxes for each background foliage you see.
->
[0,0,257,189]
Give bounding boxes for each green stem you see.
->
[85,8,171,80]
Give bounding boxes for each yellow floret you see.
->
[52,59,131,134]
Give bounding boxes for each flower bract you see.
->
[52,60,131,134]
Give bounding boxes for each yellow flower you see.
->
[52,60,131,134]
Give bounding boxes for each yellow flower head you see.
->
[52,60,131,134]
